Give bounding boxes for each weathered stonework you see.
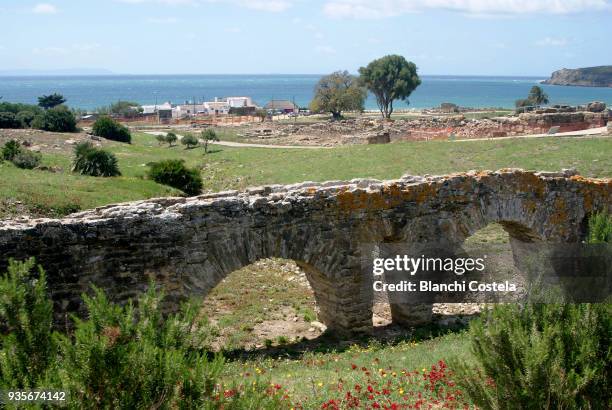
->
[1,169,610,333]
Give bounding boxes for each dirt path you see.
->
[454,126,609,142]
[145,127,609,149]
[144,131,331,149]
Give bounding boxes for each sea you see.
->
[1,74,612,111]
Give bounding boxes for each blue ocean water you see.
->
[1,74,612,111]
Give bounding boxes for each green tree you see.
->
[527,85,549,107]
[0,112,20,128]
[32,106,77,132]
[165,132,178,147]
[255,109,268,123]
[201,129,219,154]
[358,55,421,119]
[108,101,143,118]
[309,70,366,120]
[37,93,66,110]
[181,133,199,149]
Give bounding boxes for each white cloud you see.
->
[235,0,292,12]
[32,3,57,14]
[147,16,179,23]
[224,26,242,33]
[315,45,336,54]
[535,37,569,46]
[118,0,195,4]
[323,0,611,18]
[118,0,293,11]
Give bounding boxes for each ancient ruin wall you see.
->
[1,169,610,332]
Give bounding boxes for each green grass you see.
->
[1,132,610,217]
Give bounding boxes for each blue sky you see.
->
[1,0,611,75]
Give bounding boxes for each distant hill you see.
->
[543,66,612,87]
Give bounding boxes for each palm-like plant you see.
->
[72,142,121,177]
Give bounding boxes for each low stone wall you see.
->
[1,169,610,333]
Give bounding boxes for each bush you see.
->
[11,150,41,169]
[165,132,178,147]
[181,133,199,149]
[147,159,203,196]
[0,259,284,408]
[0,111,20,128]
[155,134,166,145]
[588,212,612,243]
[32,106,77,132]
[72,142,121,177]
[16,111,36,128]
[0,258,54,388]
[1,140,22,161]
[92,116,131,143]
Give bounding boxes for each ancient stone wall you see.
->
[1,169,610,333]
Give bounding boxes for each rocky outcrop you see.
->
[0,169,610,333]
[543,66,612,87]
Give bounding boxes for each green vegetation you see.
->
[0,112,20,129]
[147,159,203,196]
[1,132,610,218]
[587,212,612,243]
[72,142,121,177]
[201,129,219,154]
[10,150,41,170]
[310,70,366,120]
[1,140,22,161]
[359,55,422,119]
[451,300,611,409]
[92,116,131,143]
[97,100,143,118]
[1,140,41,169]
[37,93,66,110]
[181,133,199,149]
[31,106,77,132]
[0,259,283,409]
[165,132,178,147]
[516,85,549,112]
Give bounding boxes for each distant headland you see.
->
[542,66,612,88]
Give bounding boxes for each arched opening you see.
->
[199,258,326,351]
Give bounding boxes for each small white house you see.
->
[226,96,254,108]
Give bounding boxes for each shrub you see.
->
[587,212,612,243]
[147,159,203,196]
[1,140,22,161]
[165,132,178,147]
[155,134,166,145]
[181,133,199,149]
[0,111,20,128]
[32,106,77,132]
[11,150,41,169]
[0,258,54,388]
[92,116,131,143]
[16,111,36,128]
[72,142,121,177]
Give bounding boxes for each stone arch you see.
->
[0,169,609,334]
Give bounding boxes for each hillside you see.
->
[543,66,612,87]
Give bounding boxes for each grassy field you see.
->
[1,131,610,218]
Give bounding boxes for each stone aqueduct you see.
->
[0,169,610,333]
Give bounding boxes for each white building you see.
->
[226,96,254,108]
[141,102,172,115]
